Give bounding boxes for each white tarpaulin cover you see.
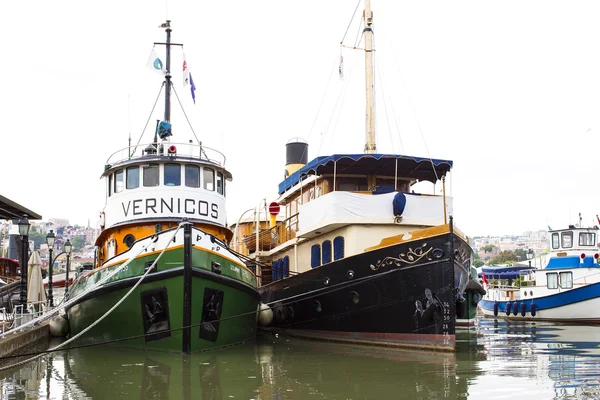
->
[298,191,452,234]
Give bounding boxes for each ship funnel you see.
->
[285,138,308,178]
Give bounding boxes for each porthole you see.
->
[350,291,360,304]
[314,300,322,312]
[123,234,136,249]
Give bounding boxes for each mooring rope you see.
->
[0,223,185,372]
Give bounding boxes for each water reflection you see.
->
[0,320,600,399]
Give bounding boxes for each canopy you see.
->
[278,154,453,194]
[480,264,535,280]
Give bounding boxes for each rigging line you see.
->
[352,11,364,49]
[377,67,398,154]
[131,83,166,158]
[0,223,185,372]
[340,0,362,45]
[320,66,354,155]
[307,55,340,142]
[171,84,209,159]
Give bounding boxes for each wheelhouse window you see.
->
[559,272,573,289]
[311,245,321,268]
[579,232,596,246]
[108,174,113,197]
[114,169,124,193]
[185,165,200,188]
[546,272,558,289]
[283,256,290,278]
[204,168,215,191]
[322,240,332,264]
[143,164,159,187]
[216,172,224,195]
[333,236,345,260]
[126,166,139,189]
[561,232,573,248]
[164,164,181,186]
[551,233,559,249]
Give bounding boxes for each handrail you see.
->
[105,142,227,168]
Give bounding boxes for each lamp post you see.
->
[46,230,56,307]
[17,215,31,306]
[64,239,72,297]
[527,248,534,268]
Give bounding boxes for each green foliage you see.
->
[481,245,495,253]
[473,259,484,268]
[489,250,519,265]
[514,248,528,262]
[71,236,86,252]
[473,252,480,260]
[27,232,46,250]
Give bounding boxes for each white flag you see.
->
[183,53,190,86]
[147,48,165,74]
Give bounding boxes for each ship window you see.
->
[311,245,321,268]
[108,174,112,197]
[114,169,124,193]
[559,272,573,289]
[579,232,596,246]
[107,239,116,259]
[333,236,345,260]
[204,168,215,191]
[143,164,159,187]
[283,256,290,278]
[216,172,224,195]
[164,164,181,186]
[126,166,139,189]
[546,272,558,289]
[123,234,136,249]
[185,165,200,188]
[561,232,573,248]
[551,233,559,249]
[322,240,332,264]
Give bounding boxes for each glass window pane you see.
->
[333,236,345,260]
[204,168,215,191]
[143,164,159,187]
[559,272,573,289]
[561,232,573,248]
[164,164,181,186]
[108,174,112,197]
[126,166,139,189]
[216,172,224,195]
[551,233,559,249]
[322,240,332,264]
[547,273,558,289]
[114,170,124,193]
[185,165,200,188]
[311,245,321,268]
[579,233,596,246]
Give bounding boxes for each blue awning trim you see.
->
[278,153,453,195]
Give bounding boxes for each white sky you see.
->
[2,0,599,236]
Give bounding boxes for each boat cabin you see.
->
[95,141,233,266]
[0,258,20,283]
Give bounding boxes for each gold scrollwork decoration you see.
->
[370,244,433,271]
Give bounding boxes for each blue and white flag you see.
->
[183,53,196,104]
[147,48,165,74]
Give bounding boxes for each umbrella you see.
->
[27,250,46,306]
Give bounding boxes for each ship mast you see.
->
[162,21,173,122]
[363,0,376,154]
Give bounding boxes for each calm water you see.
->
[1,318,600,399]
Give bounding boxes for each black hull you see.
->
[260,232,467,351]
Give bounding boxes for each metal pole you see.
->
[164,20,172,122]
[64,253,71,297]
[363,0,376,153]
[182,221,192,354]
[19,235,29,306]
[48,246,54,307]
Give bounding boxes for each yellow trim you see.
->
[82,243,254,280]
[365,224,453,252]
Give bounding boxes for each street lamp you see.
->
[64,239,72,297]
[17,215,30,306]
[527,248,534,268]
[46,230,56,307]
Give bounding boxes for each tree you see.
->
[482,245,495,253]
[489,250,520,265]
[473,259,484,268]
[71,236,86,252]
[514,248,528,262]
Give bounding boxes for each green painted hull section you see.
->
[67,245,259,352]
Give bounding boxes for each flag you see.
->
[189,73,196,104]
[338,55,344,80]
[548,225,552,231]
[481,272,489,285]
[147,48,165,74]
[183,54,190,86]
